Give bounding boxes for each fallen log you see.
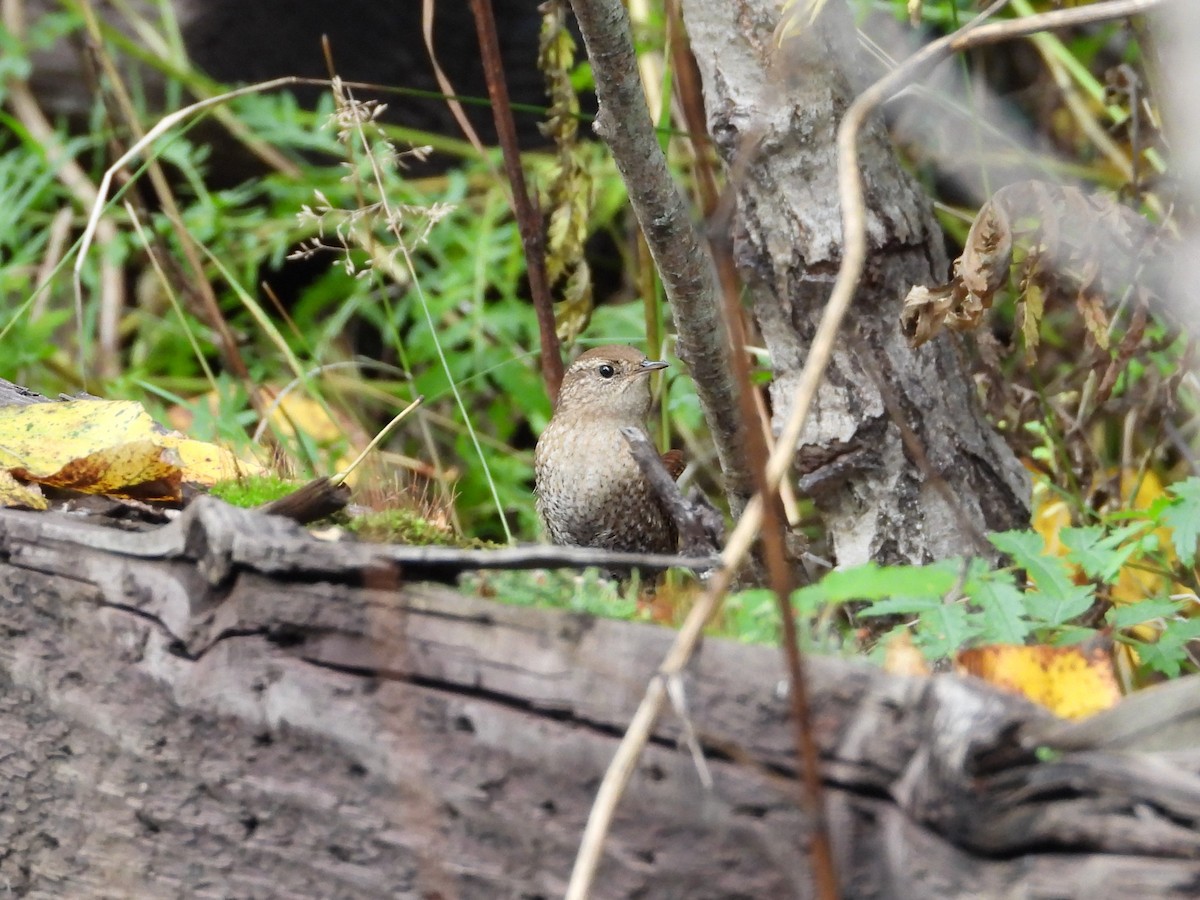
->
[1,498,1198,897]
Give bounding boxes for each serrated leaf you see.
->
[972,577,1033,644]
[1162,477,1200,567]
[916,604,973,659]
[1108,598,1182,629]
[1050,625,1098,646]
[858,595,943,617]
[990,529,1045,567]
[1060,524,1141,582]
[1130,618,1200,677]
[1023,583,1094,626]
[991,529,1083,606]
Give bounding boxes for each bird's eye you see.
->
[598,364,615,379]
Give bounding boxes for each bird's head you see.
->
[554,345,668,422]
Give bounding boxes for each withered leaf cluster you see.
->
[902,180,1168,351]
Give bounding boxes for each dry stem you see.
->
[565,0,1167,895]
[467,0,564,402]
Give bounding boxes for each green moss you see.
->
[209,475,299,508]
[463,568,642,619]
[345,507,467,547]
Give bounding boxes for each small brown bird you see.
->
[535,345,682,555]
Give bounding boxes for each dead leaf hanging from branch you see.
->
[902,180,1169,349]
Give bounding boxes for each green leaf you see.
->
[1108,598,1182,629]
[1050,625,1100,646]
[972,576,1032,644]
[991,529,1094,624]
[989,529,1047,569]
[858,595,942,617]
[1128,618,1200,677]
[1060,524,1143,582]
[1162,477,1200,566]
[791,560,961,612]
[915,604,973,659]
[1023,584,1094,626]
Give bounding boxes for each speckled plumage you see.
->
[534,345,678,554]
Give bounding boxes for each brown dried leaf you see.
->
[1076,291,1111,351]
[901,282,956,346]
[901,179,1170,351]
[1095,300,1149,406]
[960,199,1013,300]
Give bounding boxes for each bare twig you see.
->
[716,241,838,896]
[467,0,564,403]
[567,0,753,516]
[620,426,720,557]
[565,1,1166,895]
[663,672,712,789]
[73,75,305,368]
[657,6,835,883]
[77,0,262,404]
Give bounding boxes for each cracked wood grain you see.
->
[1,500,1198,896]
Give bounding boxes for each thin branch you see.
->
[77,0,261,401]
[620,426,720,557]
[716,245,839,896]
[467,0,564,403]
[567,0,753,516]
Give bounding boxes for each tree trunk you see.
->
[680,0,1030,566]
[3,499,1199,897]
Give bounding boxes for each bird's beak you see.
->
[639,359,669,373]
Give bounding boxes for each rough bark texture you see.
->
[680,0,1030,566]
[3,499,1199,898]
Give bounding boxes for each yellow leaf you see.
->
[0,400,261,500]
[1031,477,1072,559]
[19,439,182,501]
[153,434,258,487]
[882,630,930,677]
[1111,468,1175,606]
[955,642,1121,720]
[267,392,343,444]
[0,469,46,510]
[0,401,163,475]
[1021,278,1045,359]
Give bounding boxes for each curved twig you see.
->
[564,0,1167,895]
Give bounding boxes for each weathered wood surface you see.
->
[1,497,1199,898]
